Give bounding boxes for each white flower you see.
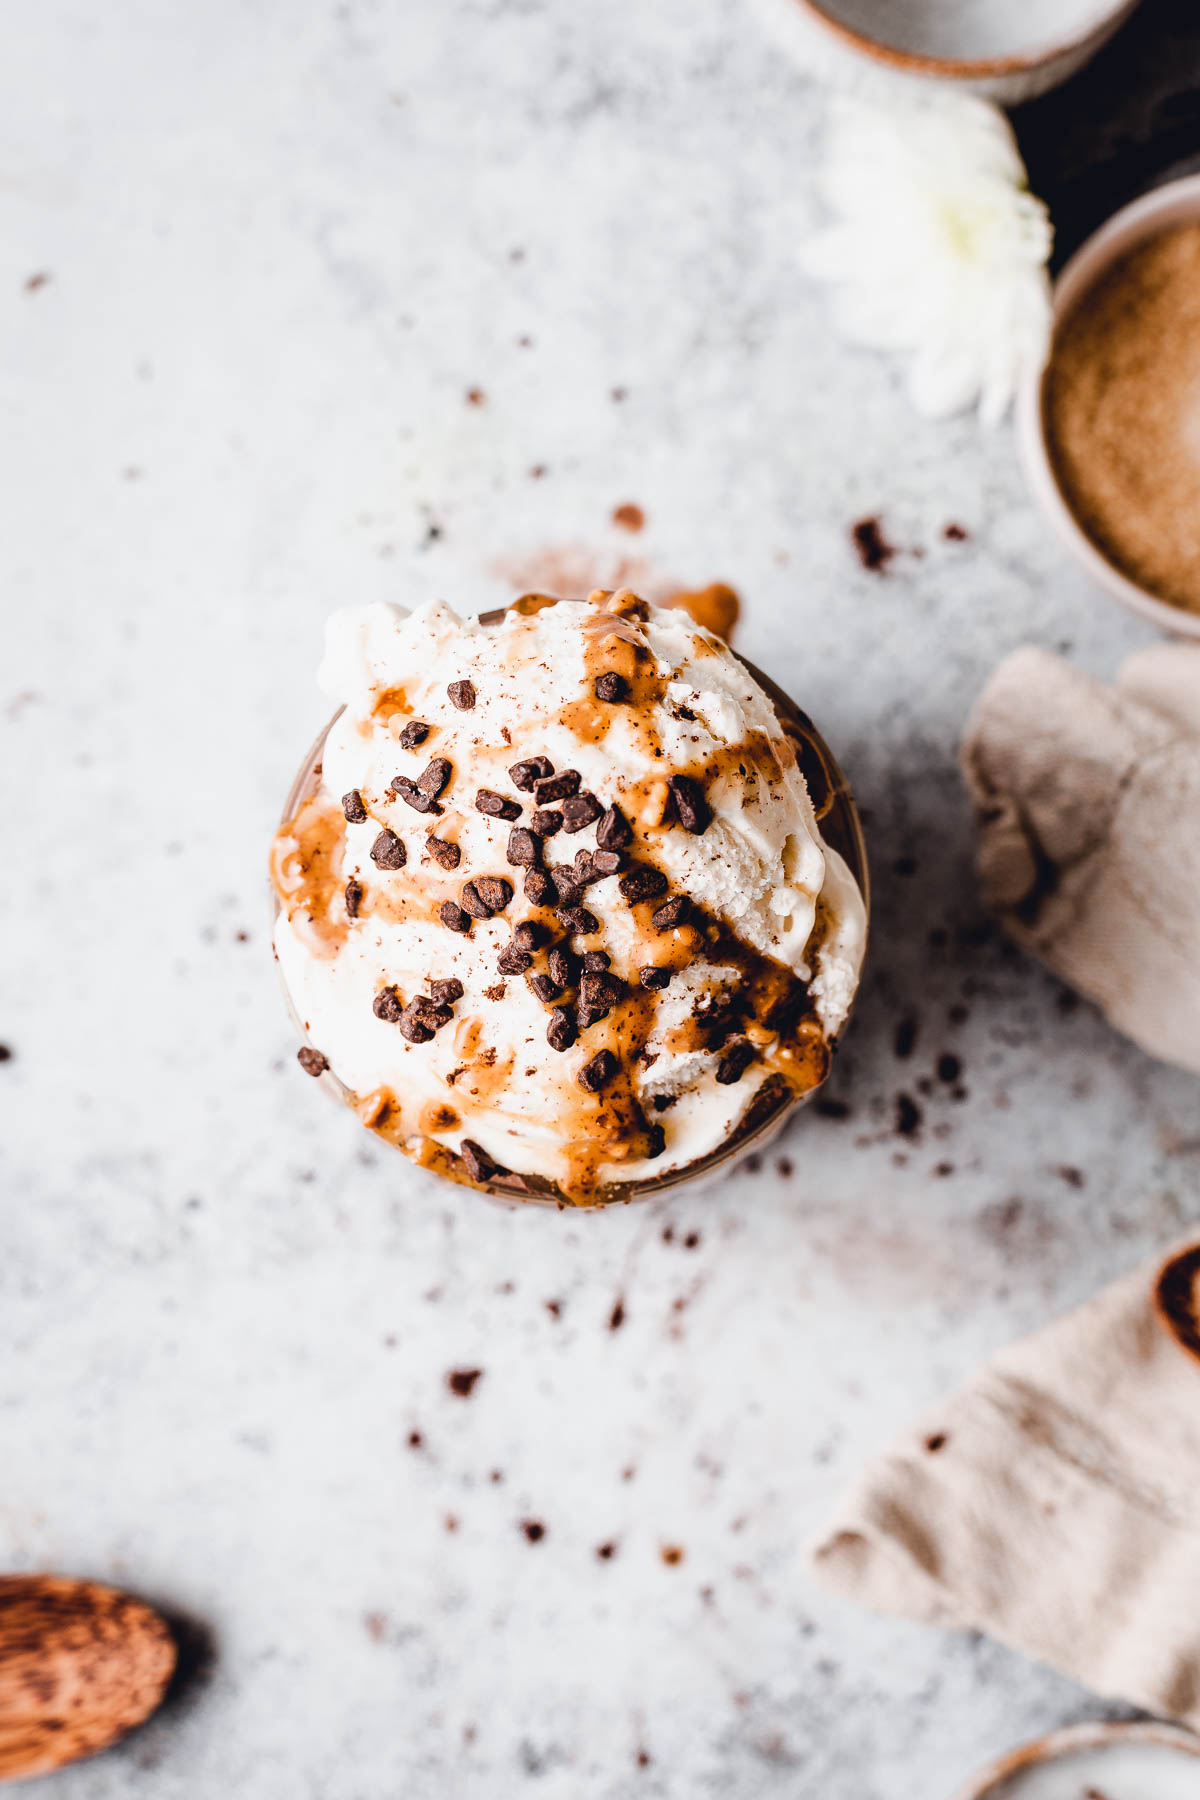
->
[802,93,1053,425]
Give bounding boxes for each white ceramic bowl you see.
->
[1017,172,1200,641]
[953,1719,1200,1800]
[752,0,1141,103]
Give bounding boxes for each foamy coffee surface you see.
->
[271,592,865,1201]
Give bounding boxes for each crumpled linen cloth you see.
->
[811,1244,1200,1726]
[960,641,1200,1075]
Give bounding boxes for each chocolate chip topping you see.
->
[345,877,364,918]
[530,808,563,838]
[595,805,632,851]
[619,865,668,903]
[715,1039,755,1085]
[562,792,602,833]
[668,774,712,836]
[589,848,623,877]
[373,985,405,1022]
[297,1046,329,1076]
[506,827,540,867]
[639,965,672,990]
[430,978,464,1005]
[580,970,623,1015]
[533,770,581,804]
[398,1001,434,1044]
[651,894,689,933]
[546,1006,577,1051]
[644,1121,667,1158]
[476,876,514,913]
[447,680,476,711]
[582,951,610,971]
[548,946,576,989]
[511,920,544,953]
[427,835,461,870]
[418,757,453,799]
[370,827,406,870]
[459,881,493,920]
[548,866,584,905]
[594,671,628,702]
[439,900,472,934]
[528,973,562,1003]
[578,1049,617,1092]
[398,720,429,749]
[342,789,368,823]
[509,755,554,791]
[523,869,555,906]
[391,776,441,815]
[460,1139,499,1181]
[497,943,532,975]
[476,789,522,821]
[556,905,599,935]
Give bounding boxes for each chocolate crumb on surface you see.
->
[521,1520,545,1543]
[651,894,689,933]
[578,1048,617,1091]
[427,835,461,870]
[370,827,406,870]
[459,881,494,920]
[851,515,896,573]
[439,900,472,934]
[594,671,628,702]
[507,827,540,866]
[894,1016,918,1059]
[397,719,430,749]
[524,869,555,905]
[936,1052,962,1084]
[944,522,969,542]
[533,769,581,804]
[609,1298,625,1330]
[430,978,463,1005]
[620,865,668,904]
[497,943,533,975]
[509,755,554,790]
[561,791,601,833]
[557,905,599,935]
[476,876,514,913]
[297,1046,329,1076]
[529,973,562,1003]
[546,1006,577,1051]
[391,776,441,815]
[511,921,543,953]
[667,775,711,836]
[342,789,368,823]
[612,502,644,531]
[373,985,405,1022]
[548,947,576,988]
[589,847,623,876]
[345,877,364,917]
[715,1040,755,1085]
[530,808,563,838]
[417,757,453,799]
[895,1093,922,1137]
[447,680,476,710]
[596,805,632,851]
[582,951,610,971]
[640,965,672,990]
[447,1368,483,1397]
[476,789,522,821]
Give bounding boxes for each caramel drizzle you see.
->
[269,793,349,958]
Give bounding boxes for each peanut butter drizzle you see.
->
[269,794,350,957]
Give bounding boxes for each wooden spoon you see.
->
[0,1575,176,1783]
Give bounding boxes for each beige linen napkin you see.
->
[961,641,1200,1075]
[812,1245,1200,1724]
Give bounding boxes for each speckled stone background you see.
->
[4,3,1200,1795]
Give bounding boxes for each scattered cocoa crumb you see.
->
[894,1016,918,1059]
[609,1298,625,1331]
[611,386,627,402]
[851,516,895,573]
[612,503,644,532]
[483,983,507,1002]
[445,1514,459,1532]
[924,1433,947,1453]
[776,1157,793,1178]
[490,1469,503,1483]
[529,463,547,479]
[943,522,968,542]
[936,1052,962,1084]
[545,1299,562,1319]
[893,855,918,877]
[934,1161,955,1178]
[407,1430,423,1449]
[24,272,51,292]
[661,1545,685,1566]
[447,1368,483,1397]
[895,1093,922,1137]
[466,388,485,406]
[636,1749,652,1768]
[596,1542,616,1561]
[1056,1165,1085,1188]
[521,1520,545,1543]
[365,1611,387,1642]
[814,1097,849,1119]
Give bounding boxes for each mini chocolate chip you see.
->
[476,789,522,821]
[439,900,472,934]
[418,757,453,798]
[530,808,563,838]
[548,947,576,988]
[427,835,461,870]
[651,895,689,933]
[511,920,544,953]
[370,828,406,870]
[391,776,440,815]
[533,769,581,804]
[620,865,668,903]
[509,755,554,791]
[716,1040,755,1085]
[596,805,632,851]
[460,1139,498,1181]
[398,1002,434,1044]
[507,827,540,867]
[578,1049,617,1092]
[422,1004,454,1030]
[345,877,364,918]
[639,965,672,990]
[556,906,599,934]
[529,973,562,1003]
[594,671,628,702]
[373,985,405,1022]
[497,944,532,975]
[575,1002,606,1029]
[580,970,621,1010]
[476,876,514,913]
[523,868,555,905]
[644,1121,666,1158]
[430,978,464,1005]
[342,789,368,823]
[570,851,599,887]
[546,1006,577,1052]
[459,881,493,920]
[650,1093,676,1112]
[668,775,712,836]
[590,848,623,876]
[562,791,601,833]
[583,951,610,971]
[297,1046,329,1076]
[398,720,429,749]
[448,680,476,711]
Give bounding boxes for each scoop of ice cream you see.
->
[271,590,866,1201]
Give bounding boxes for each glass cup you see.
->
[273,647,868,1207]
